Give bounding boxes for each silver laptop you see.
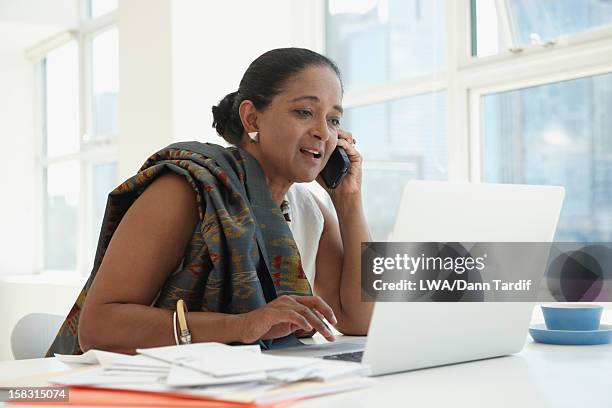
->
[266,181,565,376]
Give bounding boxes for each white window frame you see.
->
[28,1,118,277]
[321,0,612,185]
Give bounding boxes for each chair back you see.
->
[11,313,64,360]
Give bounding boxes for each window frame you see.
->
[30,2,118,276]
[323,0,612,183]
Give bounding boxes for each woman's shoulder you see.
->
[161,141,244,171]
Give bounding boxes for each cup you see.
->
[541,304,603,331]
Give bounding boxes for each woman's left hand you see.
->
[317,129,363,198]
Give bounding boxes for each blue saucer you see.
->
[529,324,612,345]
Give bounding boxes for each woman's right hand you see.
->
[237,295,337,343]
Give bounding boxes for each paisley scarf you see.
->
[46,142,312,355]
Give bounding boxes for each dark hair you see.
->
[211,48,343,145]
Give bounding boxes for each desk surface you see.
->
[1,336,610,408]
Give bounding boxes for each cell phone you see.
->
[319,146,350,189]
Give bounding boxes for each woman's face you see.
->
[249,65,343,183]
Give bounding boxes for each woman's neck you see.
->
[267,177,292,206]
[240,142,292,206]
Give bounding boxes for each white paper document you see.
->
[137,342,320,377]
[54,350,102,365]
[49,342,373,404]
[55,349,171,375]
[51,367,166,386]
[98,353,170,369]
[165,365,267,387]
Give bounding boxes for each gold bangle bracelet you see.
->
[176,299,192,345]
[172,311,179,345]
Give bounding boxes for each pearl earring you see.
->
[248,131,259,142]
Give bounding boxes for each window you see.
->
[89,0,118,19]
[482,73,612,241]
[43,42,80,157]
[42,42,80,271]
[326,0,612,243]
[343,92,447,239]
[326,0,448,240]
[327,0,446,91]
[472,0,612,58]
[44,161,80,271]
[38,1,118,274]
[90,27,119,139]
[469,0,612,243]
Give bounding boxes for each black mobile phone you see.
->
[320,146,350,189]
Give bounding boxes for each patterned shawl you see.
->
[46,142,312,356]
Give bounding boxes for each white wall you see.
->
[0,51,38,276]
[117,0,175,180]
[0,0,77,28]
[171,0,323,143]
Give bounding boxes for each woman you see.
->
[47,48,373,355]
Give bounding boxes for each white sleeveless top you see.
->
[285,184,325,287]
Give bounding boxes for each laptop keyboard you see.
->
[322,351,364,363]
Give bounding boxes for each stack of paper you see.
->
[50,343,371,405]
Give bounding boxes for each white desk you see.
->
[1,337,610,408]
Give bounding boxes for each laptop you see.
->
[266,181,565,376]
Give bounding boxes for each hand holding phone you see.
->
[319,146,350,189]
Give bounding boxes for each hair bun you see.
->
[211,91,239,140]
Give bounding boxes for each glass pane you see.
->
[509,0,612,44]
[473,0,612,58]
[91,162,117,261]
[89,0,118,18]
[45,161,80,271]
[344,92,448,172]
[327,0,446,91]
[44,41,79,157]
[343,91,448,239]
[482,73,612,241]
[471,0,506,57]
[91,28,119,138]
